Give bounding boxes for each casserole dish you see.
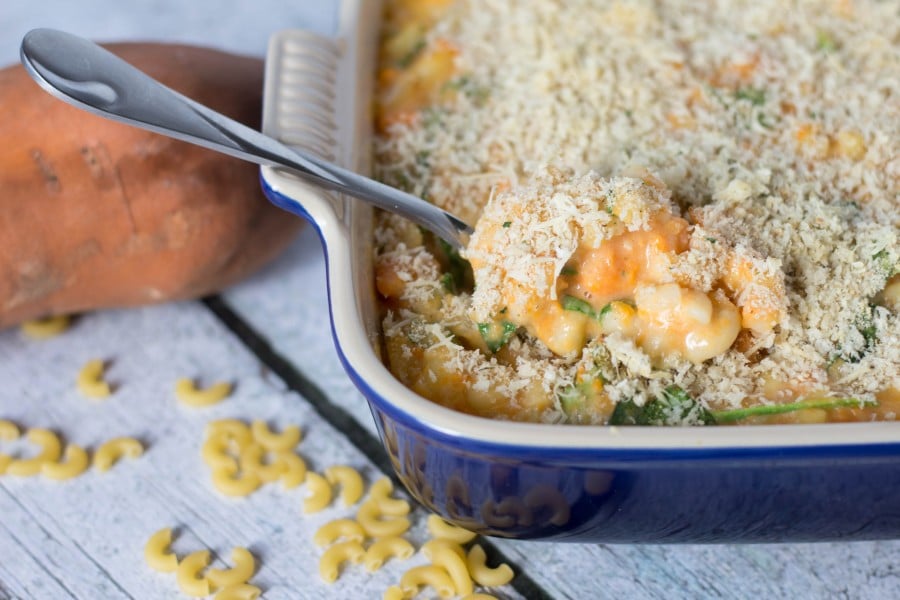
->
[260,0,900,542]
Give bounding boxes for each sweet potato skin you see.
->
[0,43,301,328]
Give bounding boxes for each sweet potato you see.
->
[0,43,301,328]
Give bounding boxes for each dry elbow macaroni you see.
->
[369,477,393,498]
[427,515,477,544]
[41,444,90,480]
[422,539,466,562]
[384,586,405,600]
[0,419,19,441]
[314,518,366,547]
[201,432,241,470]
[3,416,513,599]
[319,540,365,583]
[206,419,253,445]
[93,437,143,472]
[214,583,262,600]
[250,420,301,451]
[76,359,112,399]
[368,477,411,516]
[9,265,519,598]
[325,465,365,506]
[202,419,306,497]
[176,549,211,597]
[239,443,287,483]
[275,451,307,489]
[207,547,255,589]
[357,500,412,538]
[6,428,62,476]
[429,543,474,596]
[175,378,232,407]
[363,537,415,572]
[400,565,456,598]
[144,529,260,597]
[377,495,413,517]
[4,388,511,600]
[211,464,262,497]
[304,472,333,513]
[0,424,128,482]
[20,315,71,339]
[466,544,514,587]
[144,527,179,572]
[10,328,515,598]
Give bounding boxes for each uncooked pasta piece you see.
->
[205,419,252,446]
[0,419,20,440]
[6,428,62,476]
[356,500,411,538]
[304,472,333,513]
[325,465,365,506]
[175,378,232,407]
[400,565,455,598]
[250,420,301,451]
[367,477,411,516]
[93,437,143,472]
[144,527,178,572]
[211,464,261,497]
[76,359,112,399]
[313,518,366,547]
[363,537,414,572]
[466,544,514,586]
[427,514,477,544]
[275,451,307,489]
[429,542,473,596]
[176,550,211,597]
[239,443,286,483]
[318,540,365,583]
[214,584,261,600]
[20,315,71,339]
[207,547,255,589]
[41,444,89,480]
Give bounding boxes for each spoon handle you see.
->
[20,28,472,249]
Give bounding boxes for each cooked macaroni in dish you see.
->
[373,0,899,425]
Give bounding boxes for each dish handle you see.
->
[261,8,383,357]
[260,27,347,232]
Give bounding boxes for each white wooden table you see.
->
[1,2,898,598]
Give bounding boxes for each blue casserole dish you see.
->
[259,0,900,542]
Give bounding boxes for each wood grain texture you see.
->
[0,304,521,599]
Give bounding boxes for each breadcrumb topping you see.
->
[374,0,899,424]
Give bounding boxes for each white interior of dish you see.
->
[260,0,899,449]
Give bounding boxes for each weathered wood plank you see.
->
[0,304,523,599]
[0,515,79,600]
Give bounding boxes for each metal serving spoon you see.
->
[20,28,472,250]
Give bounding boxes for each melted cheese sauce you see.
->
[472,202,760,365]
